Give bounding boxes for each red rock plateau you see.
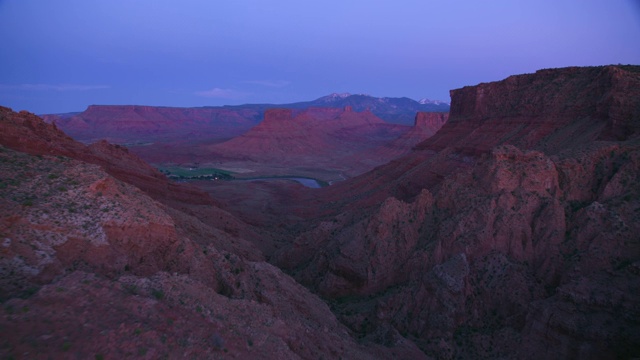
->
[2,65,639,359]
[42,105,262,144]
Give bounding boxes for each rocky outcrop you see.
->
[275,141,640,358]
[270,65,640,359]
[414,111,448,131]
[0,149,200,296]
[273,189,435,297]
[419,65,640,155]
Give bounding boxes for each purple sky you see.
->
[1,0,639,114]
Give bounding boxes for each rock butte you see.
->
[1,65,639,359]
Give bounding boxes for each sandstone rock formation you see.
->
[269,65,640,359]
[419,65,640,155]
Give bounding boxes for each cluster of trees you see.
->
[161,170,234,181]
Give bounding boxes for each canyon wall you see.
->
[420,66,640,155]
[272,65,640,359]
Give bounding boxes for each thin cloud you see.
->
[242,80,291,88]
[0,83,110,91]
[195,87,248,99]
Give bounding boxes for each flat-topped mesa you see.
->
[80,105,179,122]
[414,112,448,131]
[260,107,382,128]
[85,104,155,112]
[42,105,263,144]
[417,65,640,155]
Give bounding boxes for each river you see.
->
[238,177,323,188]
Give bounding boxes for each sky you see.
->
[1,0,639,114]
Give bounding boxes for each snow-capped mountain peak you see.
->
[418,98,450,105]
[328,93,351,99]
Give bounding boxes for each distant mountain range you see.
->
[43,94,450,126]
[217,93,450,125]
[418,98,449,105]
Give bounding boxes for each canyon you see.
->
[2,65,639,359]
[42,95,450,182]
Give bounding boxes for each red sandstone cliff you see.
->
[414,111,448,132]
[269,65,640,359]
[419,65,640,155]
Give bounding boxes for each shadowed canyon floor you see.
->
[2,65,640,359]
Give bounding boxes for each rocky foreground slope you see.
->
[0,107,425,359]
[266,65,640,359]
